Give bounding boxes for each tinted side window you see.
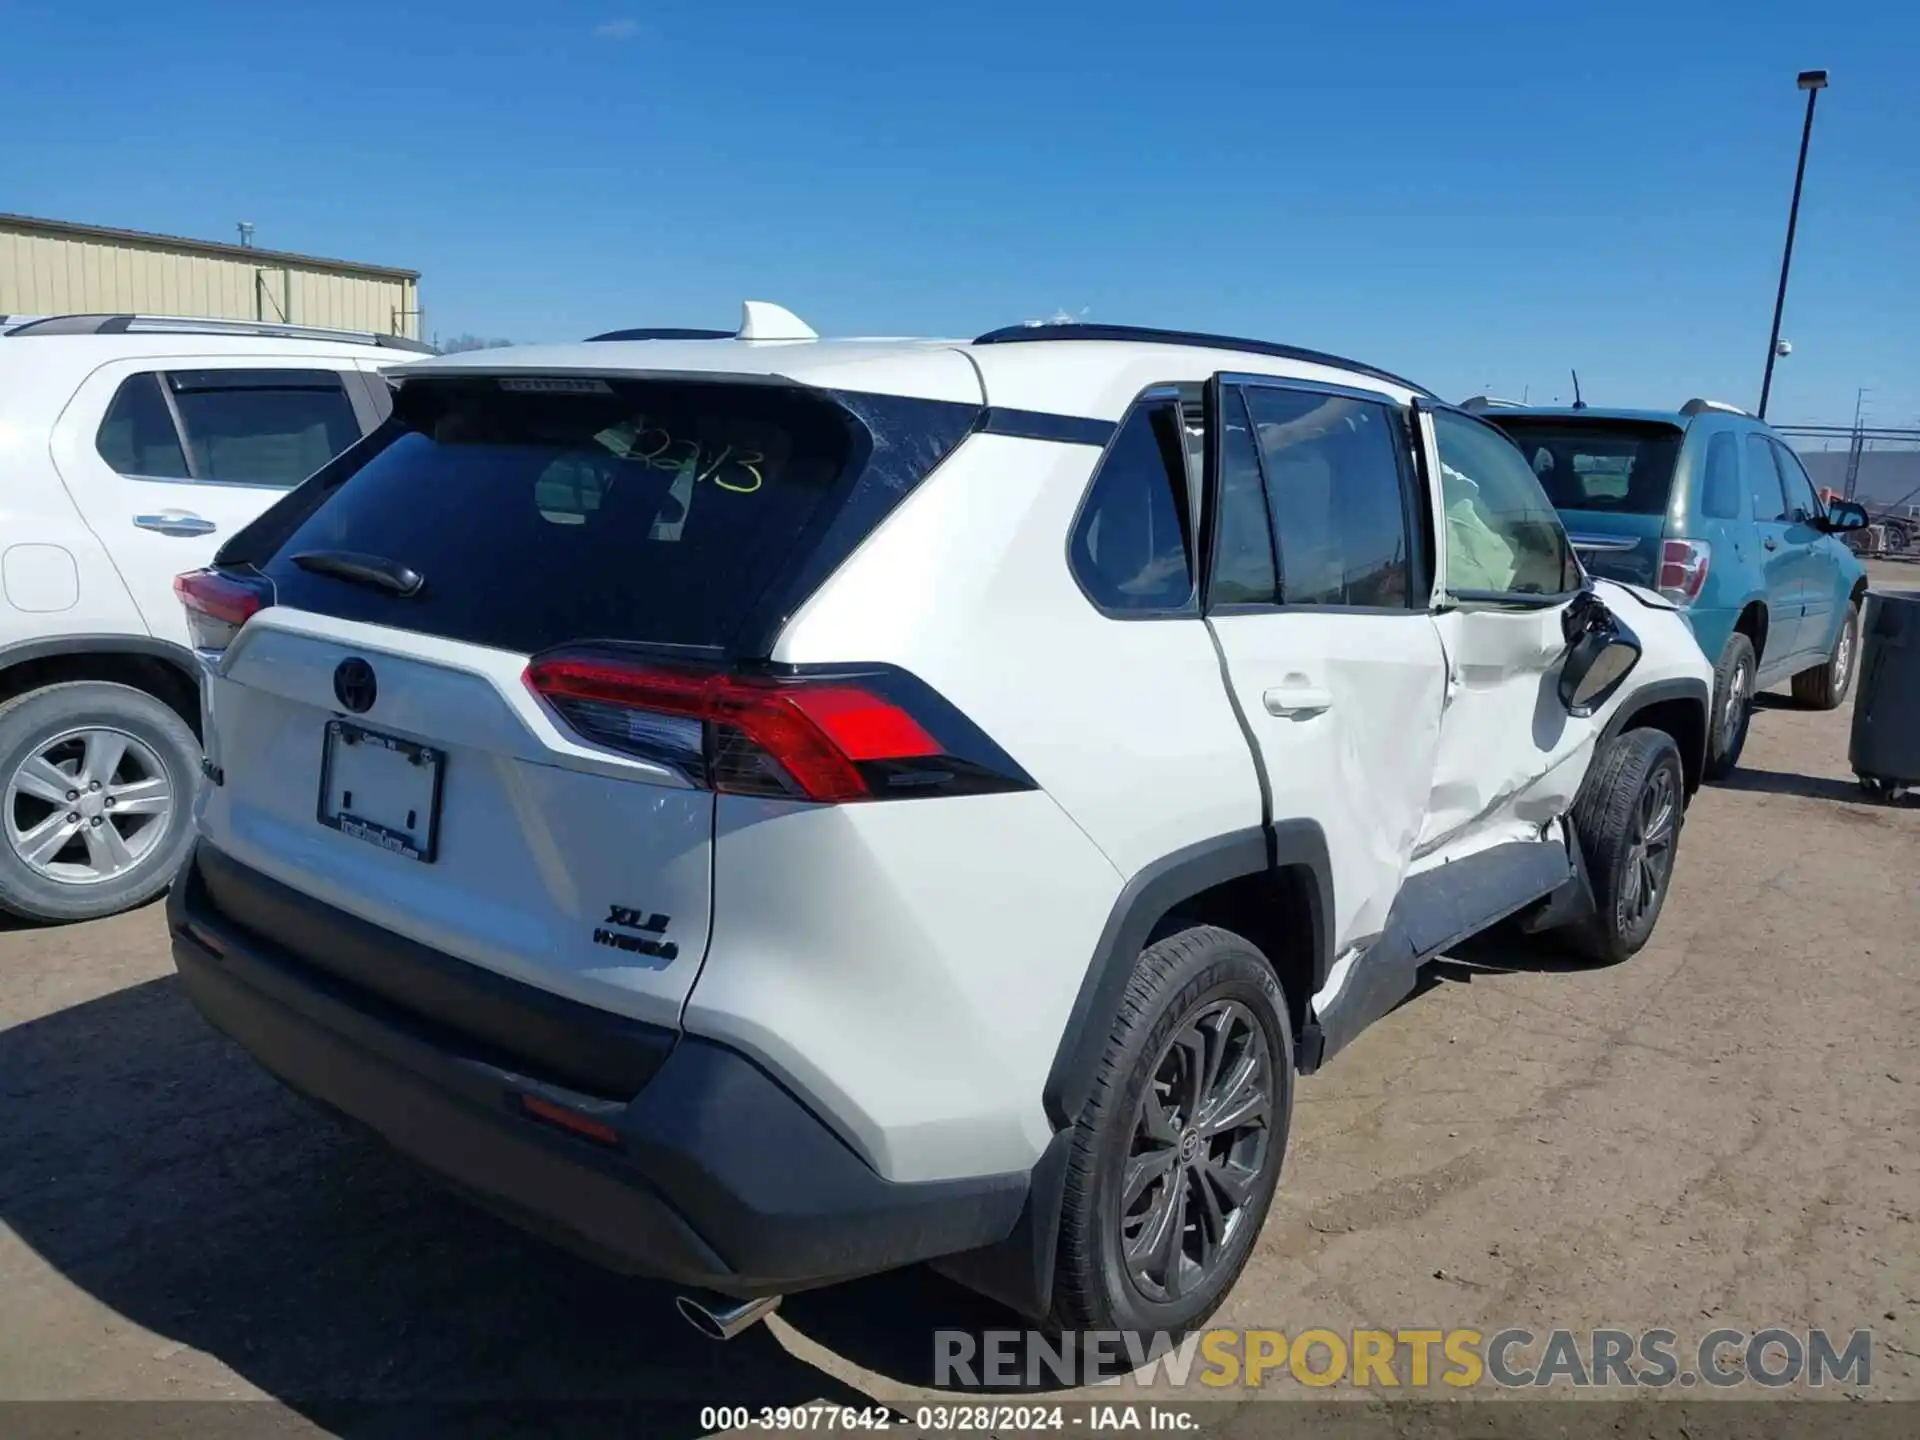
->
[1244,387,1412,608]
[1771,440,1822,522]
[1070,399,1194,613]
[1699,431,1742,520]
[1432,409,1579,597]
[1745,433,1788,522]
[170,370,360,489]
[1208,388,1278,605]
[95,374,190,478]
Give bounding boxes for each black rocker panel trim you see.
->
[1309,840,1573,1068]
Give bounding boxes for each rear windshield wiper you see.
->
[289,550,425,599]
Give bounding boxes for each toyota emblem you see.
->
[333,658,378,713]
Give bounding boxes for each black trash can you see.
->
[1848,589,1920,800]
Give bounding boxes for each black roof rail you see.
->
[971,322,1435,398]
[585,327,736,342]
[0,313,435,353]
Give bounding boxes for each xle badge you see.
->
[593,905,679,964]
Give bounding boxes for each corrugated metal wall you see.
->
[0,223,420,339]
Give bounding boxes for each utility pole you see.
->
[1758,70,1829,419]
[1844,387,1870,500]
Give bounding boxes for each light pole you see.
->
[1758,69,1828,419]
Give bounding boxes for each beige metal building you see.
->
[0,213,421,339]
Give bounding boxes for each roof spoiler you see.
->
[1680,397,1749,417]
[586,301,818,344]
[1459,395,1527,413]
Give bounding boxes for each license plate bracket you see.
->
[316,720,445,863]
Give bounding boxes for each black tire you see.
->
[1791,600,1861,710]
[1564,728,1686,966]
[1048,926,1292,1339]
[0,681,199,924]
[1702,632,1756,781]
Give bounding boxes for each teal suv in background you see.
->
[1471,398,1870,779]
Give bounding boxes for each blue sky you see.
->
[4,0,1914,428]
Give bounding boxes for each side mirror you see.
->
[1821,499,1870,532]
[1559,599,1643,717]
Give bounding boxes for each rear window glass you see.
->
[1493,421,1683,516]
[260,378,888,655]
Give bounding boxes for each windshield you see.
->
[1490,420,1684,517]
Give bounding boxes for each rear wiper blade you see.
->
[290,550,425,598]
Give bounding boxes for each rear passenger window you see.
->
[1208,389,1278,605]
[1244,387,1412,608]
[96,374,190,478]
[170,370,360,489]
[1745,434,1788,522]
[1700,432,1742,519]
[1070,399,1195,613]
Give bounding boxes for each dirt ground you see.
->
[0,565,1914,1430]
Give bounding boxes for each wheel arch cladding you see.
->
[1735,599,1769,657]
[940,822,1329,1323]
[0,636,202,735]
[1040,820,1331,1133]
[1603,678,1710,796]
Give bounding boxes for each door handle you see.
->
[1263,685,1334,718]
[134,511,218,538]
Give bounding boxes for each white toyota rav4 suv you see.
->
[0,314,429,923]
[169,308,1712,1341]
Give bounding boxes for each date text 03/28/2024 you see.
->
[698,1407,1192,1432]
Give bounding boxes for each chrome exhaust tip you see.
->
[676,1291,782,1341]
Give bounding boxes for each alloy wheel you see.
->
[4,727,172,886]
[1722,656,1751,752]
[1120,1000,1274,1303]
[1833,613,1856,693]
[1616,764,1678,933]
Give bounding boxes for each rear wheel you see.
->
[1702,632,1756,781]
[1564,728,1685,965]
[1792,600,1861,710]
[1048,926,1291,1339]
[0,682,199,923]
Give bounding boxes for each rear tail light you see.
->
[1656,539,1711,606]
[175,568,271,653]
[525,653,1032,804]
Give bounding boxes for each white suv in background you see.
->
[169,309,1712,1341]
[0,314,428,922]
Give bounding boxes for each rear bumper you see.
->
[168,842,1028,1298]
